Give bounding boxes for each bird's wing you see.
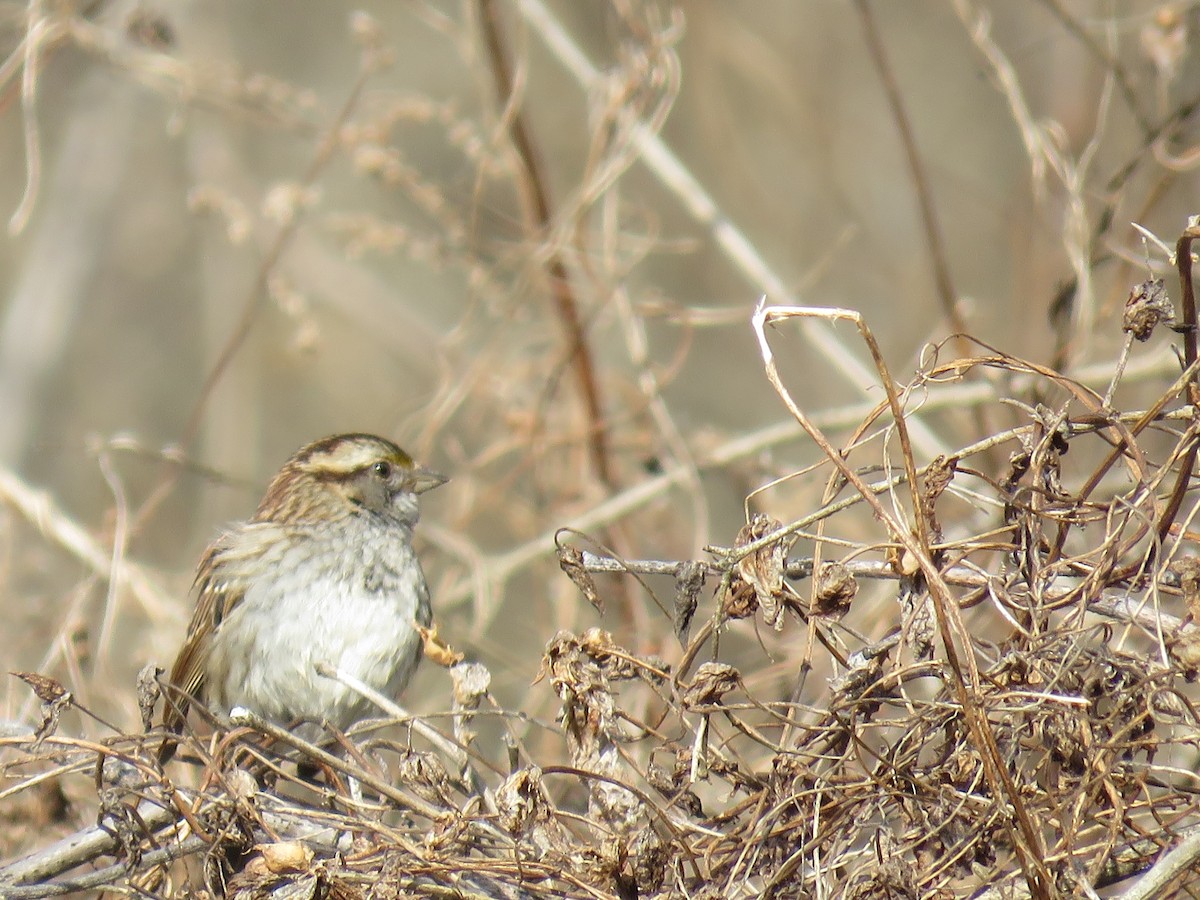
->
[159,523,287,760]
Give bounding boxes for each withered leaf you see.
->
[921,454,958,542]
[630,826,669,894]
[735,513,796,630]
[722,580,758,620]
[829,636,896,700]
[1122,277,1173,341]
[923,454,957,505]
[450,661,491,707]
[814,561,858,616]
[136,664,162,733]
[1171,557,1200,623]
[1168,625,1200,673]
[540,628,643,697]
[901,588,936,661]
[13,671,69,704]
[681,662,741,709]
[673,561,707,642]
[12,671,72,747]
[558,543,603,613]
[496,766,550,833]
[395,750,455,805]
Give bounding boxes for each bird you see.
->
[160,433,446,761]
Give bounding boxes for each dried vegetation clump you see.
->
[6,259,1200,897]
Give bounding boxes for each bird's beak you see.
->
[410,465,448,495]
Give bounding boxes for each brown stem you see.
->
[477,0,612,486]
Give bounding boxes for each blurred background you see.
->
[0,0,1195,740]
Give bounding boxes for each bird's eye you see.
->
[372,461,392,479]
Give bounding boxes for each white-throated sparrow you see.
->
[160,433,446,759]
